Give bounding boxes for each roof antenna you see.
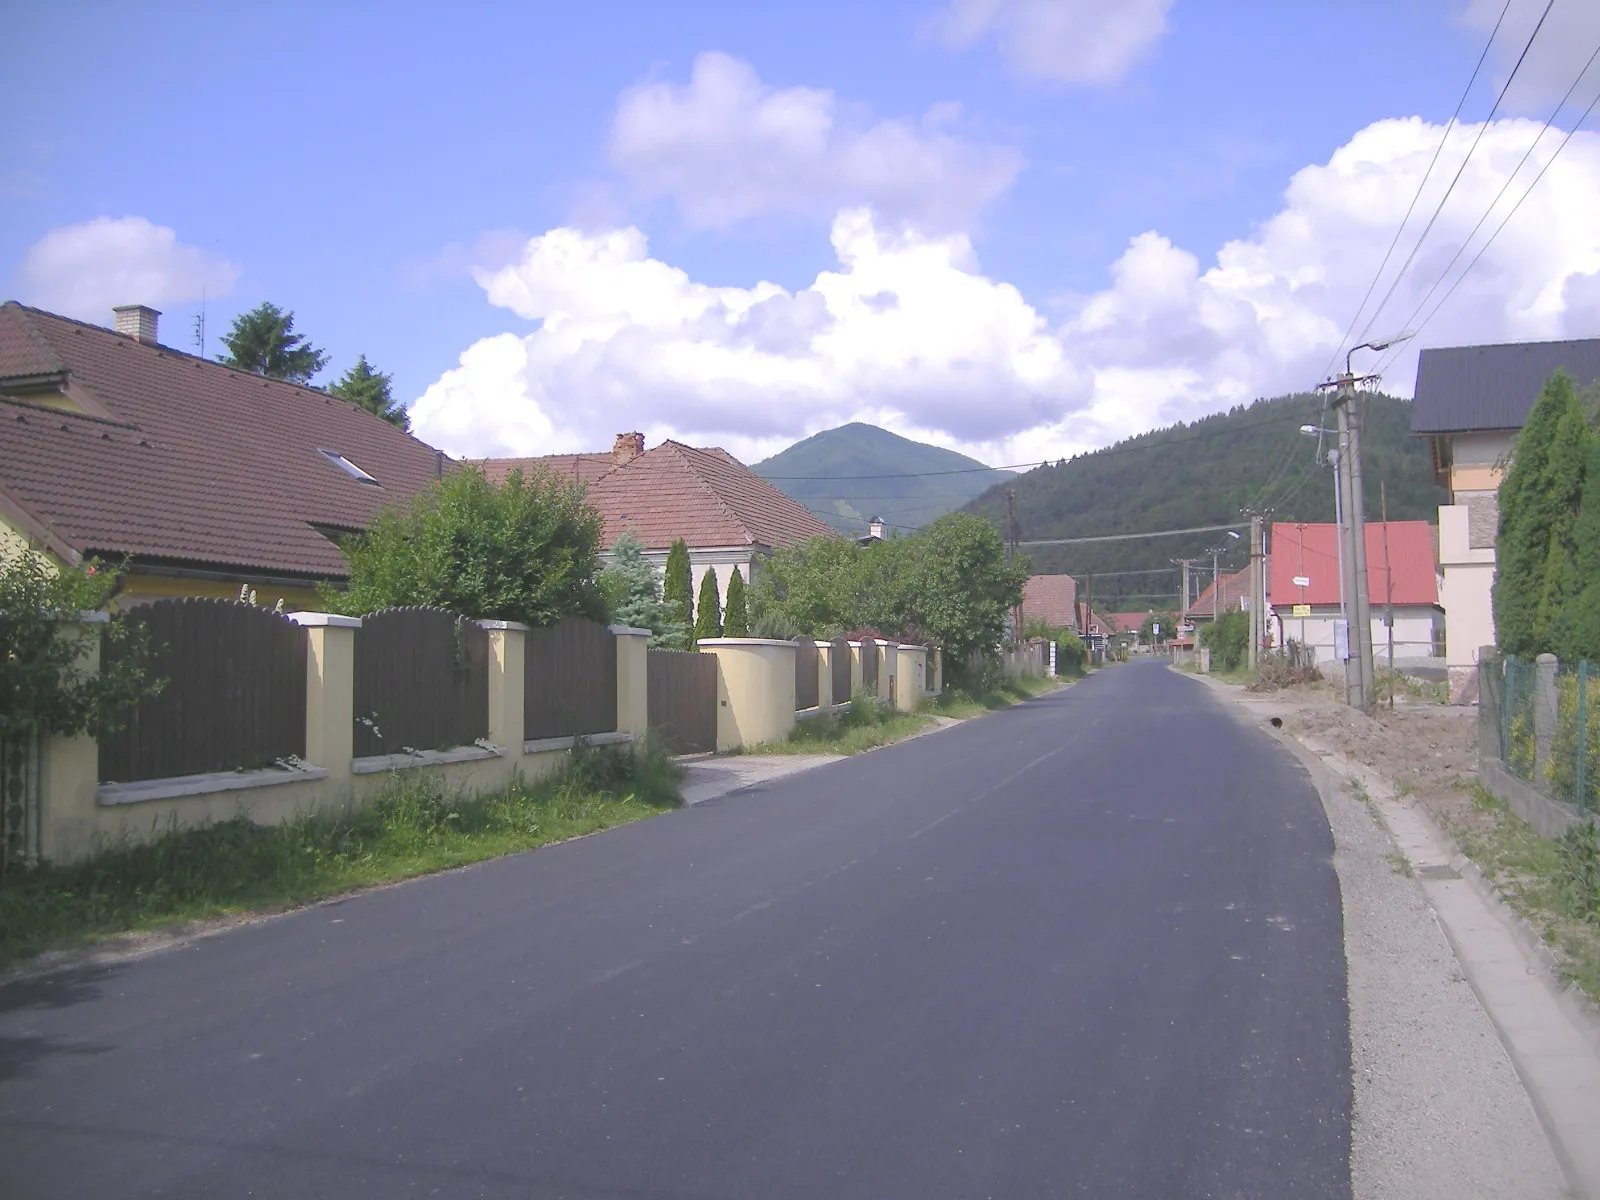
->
[192,287,206,359]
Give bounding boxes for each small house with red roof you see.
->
[482,433,835,602]
[1019,574,1078,634]
[1270,521,1443,664]
[1188,568,1250,622]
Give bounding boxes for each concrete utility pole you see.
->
[1247,513,1265,670]
[1172,559,1200,624]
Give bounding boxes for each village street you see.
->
[0,662,1563,1198]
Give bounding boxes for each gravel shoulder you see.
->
[1196,675,1571,1199]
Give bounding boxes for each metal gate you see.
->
[648,650,718,754]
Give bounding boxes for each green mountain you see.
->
[965,393,1448,612]
[754,422,1016,535]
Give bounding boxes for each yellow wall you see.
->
[698,638,798,752]
[115,573,324,612]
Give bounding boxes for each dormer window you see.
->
[317,448,378,485]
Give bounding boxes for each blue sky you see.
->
[5,1,1599,465]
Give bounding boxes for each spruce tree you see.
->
[663,539,693,648]
[331,354,409,430]
[598,532,678,648]
[694,569,722,643]
[218,302,329,384]
[1494,370,1587,656]
[724,566,749,637]
[1551,432,1600,662]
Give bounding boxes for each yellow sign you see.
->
[1291,603,1312,617]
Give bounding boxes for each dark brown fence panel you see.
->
[648,650,717,754]
[831,637,852,703]
[99,599,307,783]
[794,637,819,710]
[353,608,488,757]
[860,638,879,694]
[525,618,618,740]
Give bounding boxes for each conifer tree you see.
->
[694,569,722,643]
[1551,432,1600,662]
[663,539,693,648]
[218,302,328,384]
[331,354,409,430]
[723,566,749,637]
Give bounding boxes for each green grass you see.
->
[1447,784,1600,1002]
[0,740,682,971]
[922,673,1061,718]
[746,693,933,756]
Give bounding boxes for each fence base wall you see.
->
[698,639,798,753]
[1480,756,1590,840]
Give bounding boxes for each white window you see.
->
[317,448,378,485]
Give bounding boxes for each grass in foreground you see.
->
[0,740,682,971]
[746,693,933,756]
[1446,784,1600,1003]
[922,672,1061,718]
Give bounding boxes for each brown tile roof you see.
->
[1103,611,1147,633]
[0,301,444,579]
[568,440,835,551]
[1020,574,1078,629]
[476,453,615,488]
[1190,567,1251,616]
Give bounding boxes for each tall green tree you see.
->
[218,302,329,384]
[1551,432,1600,662]
[662,539,693,648]
[599,532,680,647]
[327,465,604,626]
[723,566,749,637]
[694,570,722,643]
[331,354,409,430]
[1495,370,1590,656]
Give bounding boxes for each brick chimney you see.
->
[612,431,645,466]
[112,304,161,345]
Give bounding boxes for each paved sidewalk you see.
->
[678,754,846,805]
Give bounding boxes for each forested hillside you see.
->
[965,393,1446,611]
[755,422,1015,535]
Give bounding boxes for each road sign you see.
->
[1291,603,1311,617]
[1292,575,1311,587]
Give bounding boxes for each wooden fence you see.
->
[647,649,717,754]
[525,617,618,740]
[99,599,307,783]
[831,637,851,702]
[794,637,819,710]
[353,607,489,757]
[860,637,879,694]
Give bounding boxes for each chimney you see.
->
[612,431,645,466]
[112,304,161,345]
[868,516,885,540]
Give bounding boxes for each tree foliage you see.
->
[1200,610,1251,671]
[599,532,681,648]
[723,566,749,637]
[327,465,604,626]
[330,354,408,430]
[0,553,160,743]
[750,513,1026,676]
[1550,431,1600,663]
[218,302,330,385]
[662,540,693,649]
[1495,371,1594,657]
[693,569,722,643]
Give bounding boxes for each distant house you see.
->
[1019,574,1078,634]
[481,434,835,600]
[1412,337,1600,694]
[0,301,444,609]
[1269,521,1442,665]
[1189,568,1251,622]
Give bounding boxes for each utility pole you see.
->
[1381,480,1395,709]
[1005,489,1021,642]
[1246,512,1265,671]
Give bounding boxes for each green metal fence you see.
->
[1480,652,1597,813]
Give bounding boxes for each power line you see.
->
[1316,0,1513,385]
[1355,0,1555,346]
[1019,521,1246,548]
[760,461,1042,481]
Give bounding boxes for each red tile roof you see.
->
[1020,575,1077,629]
[1103,611,1146,633]
[0,301,444,579]
[1270,521,1439,607]
[477,453,615,488]
[1190,567,1251,616]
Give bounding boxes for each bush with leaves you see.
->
[723,566,749,637]
[693,569,722,643]
[599,533,682,648]
[0,552,159,745]
[1200,610,1250,671]
[327,465,605,625]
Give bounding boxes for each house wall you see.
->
[1448,431,1513,494]
[115,571,324,612]
[1437,430,1512,697]
[1274,605,1443,663]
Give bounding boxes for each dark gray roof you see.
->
[1412,337,1600,434]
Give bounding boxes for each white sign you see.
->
[1292,575,1311,587]
[1153,623,1161,636]
[1334,619,1349,659]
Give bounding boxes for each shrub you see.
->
[1547,671,1600,810]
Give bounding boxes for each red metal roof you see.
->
[0,301,443,579]
[1269,521,1438,607]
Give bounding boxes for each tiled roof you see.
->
[0,301,444,578]
[1412,337,1600,434]
[1020,575,1077,629]
[582,441,835,551]
[477,453,615,488]
[1270,521,1438,608]
[1190,567,1251,616]
[1103,611,1146,633]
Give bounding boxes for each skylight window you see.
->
[316,448,379,485]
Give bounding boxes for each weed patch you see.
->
[0,740,682,971]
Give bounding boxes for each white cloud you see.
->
[931,0,1173,86]
[1460,0,1600,113]
[414,115,1600,468]
[13,216,238,321]
[608,51,1022,230]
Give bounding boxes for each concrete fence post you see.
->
[879,641,899,708]
[1534,653,1559,786]
[36,613,109,864]
[480,621,528,766]
[609,625,652,740]
[288,613,360,799]
[847,641,865,697]
[815,641,833,709]
[696,638,798,752]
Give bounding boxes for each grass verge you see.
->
[922,673,1061,719]
[1444,784,1600,1003]
[746,693,933,756]
[0,739,682,972]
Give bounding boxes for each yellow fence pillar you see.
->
[481,621,527,767]
[815,640,833,709]
[696,638,797,752]
[36,614,108,864]
[878,641,900,708]
[610,625,652,740]
[289,613,360,799]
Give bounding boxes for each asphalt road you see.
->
[0,662,1350,1198]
